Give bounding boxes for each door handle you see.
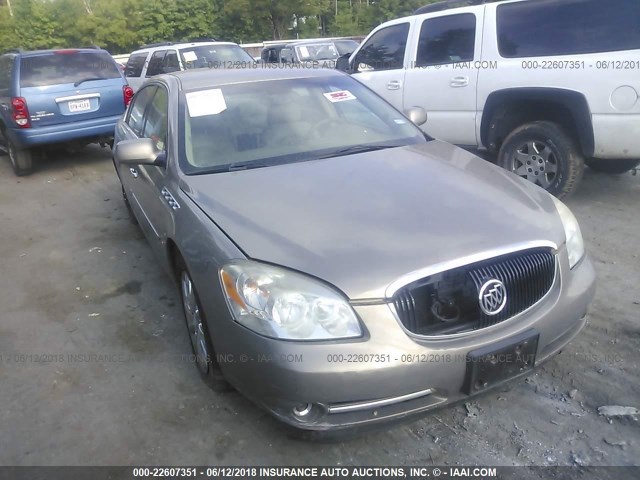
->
[129,167,139,178]
[450,76,469,88]
[387,80,402,90]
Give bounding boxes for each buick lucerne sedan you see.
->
[112,68,596,432]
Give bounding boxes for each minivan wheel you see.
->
[177,258,230,392]
[8,141,34,176]
[498,121,584,199]
[585,158,640,174]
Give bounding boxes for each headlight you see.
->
[552,197,585,269]
[220,260,362,340]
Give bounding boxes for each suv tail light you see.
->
[11,97,31,128]
[123,86,134,107]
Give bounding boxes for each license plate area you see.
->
[463,330,539,395]
[68,99,92,113]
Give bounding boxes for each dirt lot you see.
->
[0,147,638,468]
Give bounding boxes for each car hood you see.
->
[181,141,565,300]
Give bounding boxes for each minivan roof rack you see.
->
[414,0,499,15]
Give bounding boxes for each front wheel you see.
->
[177,258,230,392]
[8,140,33,176]
[498,121,584,198]
[585,158,640,174]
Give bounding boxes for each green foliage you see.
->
[0,0,443,53]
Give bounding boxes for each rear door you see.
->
[350,21,413,112]
[18,50,125,128]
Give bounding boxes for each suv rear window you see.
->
[20,51,121,88]
[497,0,640,58]
[125,52,147,78]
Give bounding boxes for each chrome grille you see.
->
[392,248,556,336]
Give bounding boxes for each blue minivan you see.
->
[0,48,133,175]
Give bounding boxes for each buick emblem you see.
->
[478,279,507,316]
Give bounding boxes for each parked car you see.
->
[124,41,255,92]
[260,43,289,64]
[338,0,640,197]
[280,39,360,68]
[0,47,132,176]
[112,67,595,432]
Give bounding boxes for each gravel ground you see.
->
[0,147,638,469]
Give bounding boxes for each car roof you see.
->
[7,48,111,57]
[131,42,240,55]
[165,67,346,91]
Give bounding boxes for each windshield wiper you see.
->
[227,161,269,172]
[316,144,401,160]
[74,77,109,87]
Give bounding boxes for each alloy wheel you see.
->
[511,140,558,189]
[181,271,210,375]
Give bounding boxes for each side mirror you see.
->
[114,138,166,167]
[335,53,352,73]
[405,106,428,127]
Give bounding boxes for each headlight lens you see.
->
[552,197,585,268]
[220,260,362,340]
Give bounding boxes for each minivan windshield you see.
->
[179,44,254,69]
[181,75,428,174]
[20,51,120,88]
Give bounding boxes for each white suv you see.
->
[124,40,255,92]
[340,0,640,197]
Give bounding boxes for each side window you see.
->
[126,86,158,136]
[163,50,180,72]
[142,87,168,152]
[354,23,410,71]
[280,48,294,64]
[145,50,166,77]
[416,14,476,67]
[497,0,640,57]
[0,56,13,92]
[125,52,147,78]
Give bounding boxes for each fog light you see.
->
[292,403,313,418]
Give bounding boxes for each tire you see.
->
[585,158,640,174]
[497,121,584,199]
[7,140,34,176]
[175,256,231,392]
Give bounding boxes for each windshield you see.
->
[295,43,340,61]
[181,76,427,174]
[179,44,254,69]
[334,40,359,56]
[20,51,120,88]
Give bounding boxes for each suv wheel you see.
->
[498,121,584,198]
[8,140,34,176]
[176,257,231,392]
[585,158,640,174]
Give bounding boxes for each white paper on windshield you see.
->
[298,46,310,58]
[186,89,227,117]
[323,90,357,103]
[182,51,198,62]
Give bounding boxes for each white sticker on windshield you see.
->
[323,90,357,103]
[186,89,227,117]
[182,51,198,62]
[394,119,407,125]
[298,46,310,58]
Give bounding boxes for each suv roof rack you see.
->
[414,0,498,15]
[187,37,217,43]
[139,41,175,49]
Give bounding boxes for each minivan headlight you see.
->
[220,260,362,340]
[552,197,585,269]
